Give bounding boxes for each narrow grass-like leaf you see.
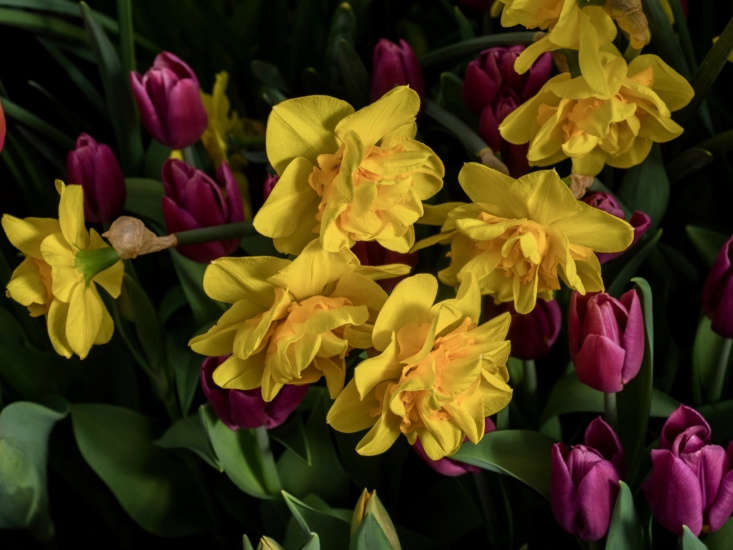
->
[420,32,536,67]
[0,96,73,148]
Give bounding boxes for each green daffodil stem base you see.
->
[710,337,733,403]
[174,221,256,246]
[604,391,618,429]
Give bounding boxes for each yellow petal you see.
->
[577,8,618,95]
[94,304,115,345]
[6,259,49,308]
[1,215,59,258]
[335,86,420,148]
[354,336,401,399]
[253,157,320,247]
[47,299,72,358]
[212,354,266,390]
[203,256,288,306]
[189,299,265,356]
[372,274,437,351]
[56,182,88,249]
[265,95,353,175]
[66,284,104,359]
[550,204,634,253]
[326,380,377,433]
[356,413,401,456]
[628,54,694,111]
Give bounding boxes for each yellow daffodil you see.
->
[497,0,651,93]
[413,164,634,314]
[499,51,693,176]
[200,71,262,220]
[253,86,444,255]
[189,240,409,401]
[327,274,512,460]
[2,181,123,359]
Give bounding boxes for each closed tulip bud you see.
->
[582,192,651,263]
[569,290,644,393]
[351,489,401,550]
[463,52,502,113]
[201,357,307,430]
[702,235,733,338]
[161,159,245,262]
[351,241,417,292]
[371,39,425,102]
[643,405,733,535]
[130,51,208,149]
[551,417,623,542]
[511,299,562,360]
[66,133,126,225]
[413,417,495,477]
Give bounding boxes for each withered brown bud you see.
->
[569,174,595,199]
[102,216,177,259]
[478,147,510,175]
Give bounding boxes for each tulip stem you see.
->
[420,32,537,67]
[711,338,733,402]
[604,392,618,429]
[174,221,256,246]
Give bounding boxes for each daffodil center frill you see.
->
[307,136,439,250]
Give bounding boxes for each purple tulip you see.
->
[486,298,562,360]
[702,235,733,338]
[201,357,308,430]
[569,290,645,393]
[643,405,733,535]
[413,418,496,477]
[551,417,623,541]
[582,192,651,263]
[263,173,279,200]
[464,47,551,177]
[130,51,208,149]
[66,133,126,225]
[161,159,244,262]
[370,39,426,101]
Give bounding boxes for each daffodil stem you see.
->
[182,146,198,168]
[523,360,537,396]
[174,221,256,246]
[423,99,488,157]
[420,32,536,67]
[604,392,618,429]
[710,338,733,402]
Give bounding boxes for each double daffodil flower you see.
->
[2,181,123,359]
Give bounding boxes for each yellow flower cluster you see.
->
[2,182,123,359]
[494,0,693,175]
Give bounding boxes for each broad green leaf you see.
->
[335,37,369,109]
[0,96,73,148]
[282,491,351,550]
[618,145,669,233]
[0,399,68,540]
[606,229,662,298]
[158,286,188,325]
[682,526,709,550]
[667,148,714,183]
[302,533,321,550]
[699,400,733,443]
[692,316,732,404]
[453,6,475,40]
[641,0,691,79]
[436,72,476,125]
[685,226,727,268]
[0,6,87,40]
[243,534,255,550]
[350,514,394,550]
[605,481,644,550]
[166,332,201,417]
[80,1,142,172]
[155,413,220,470]
[116,0,135,73]
[705,516,733,550]
[123,177,165,230]
[199,405,281,499]
[71,403,209,536]
[269,412,311,465]
[170,249,226,327]
[453,430,555,498]
[617,277,654,484]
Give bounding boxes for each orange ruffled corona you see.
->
[253,86,444,254]
[327,274,512,461]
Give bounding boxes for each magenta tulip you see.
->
[569,290,645,393]
[551,417,623,541]
[66,133,126,225]
[201,357,308,430]
[643,405,733,535]
[352,240,417,292]
[263,173,279,200]
[130,51,208,149]
[370,39,425,101]
[161,159,244,262]
[413,418,496,477]
[486,298,562,360]
[702,235,733,337]
[582,192,651,263]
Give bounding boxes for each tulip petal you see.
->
[574,334,626,392]
[266,95,353,175]
[660,405,711,451]
[619,289,645,385]
[584,417,624,473]
[708,443,733,531]
[550,443,578,535]
[575,459,619,541]
[166,79,208,149]
[644,449,704,536]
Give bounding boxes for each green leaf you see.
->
[166,333,201,417]
[243,534,255,550]
[705,516,733,550]
[199,405,281,499]
[302,532,322,550]
[0,399,68,540]
[692,316,732,404]
[116,0,135,73]
[119,273,166,373]
[80,1,142,172]
[123,177,165,230]
[170,249,226,327]
[686,226,727,268]
[282,491,351,550]
[269,413,311,466]
[618,145,669,233]
[350,514,394,550]
[699,400,733,443]
[71,403,209,536]
[335,38,369,109]
[0,6,87,40]
[617,277,654,484]
[155,413,220,470]
[641,0,691,79]
[667,148,714,183]
[606,229,662,298]
[604,481,644,550]
[452,6,474,40]
[436,72,477,125]
[682,526,709,550]
[420,32,536,67]
[452,430,555,498]
[0,95,73,148]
